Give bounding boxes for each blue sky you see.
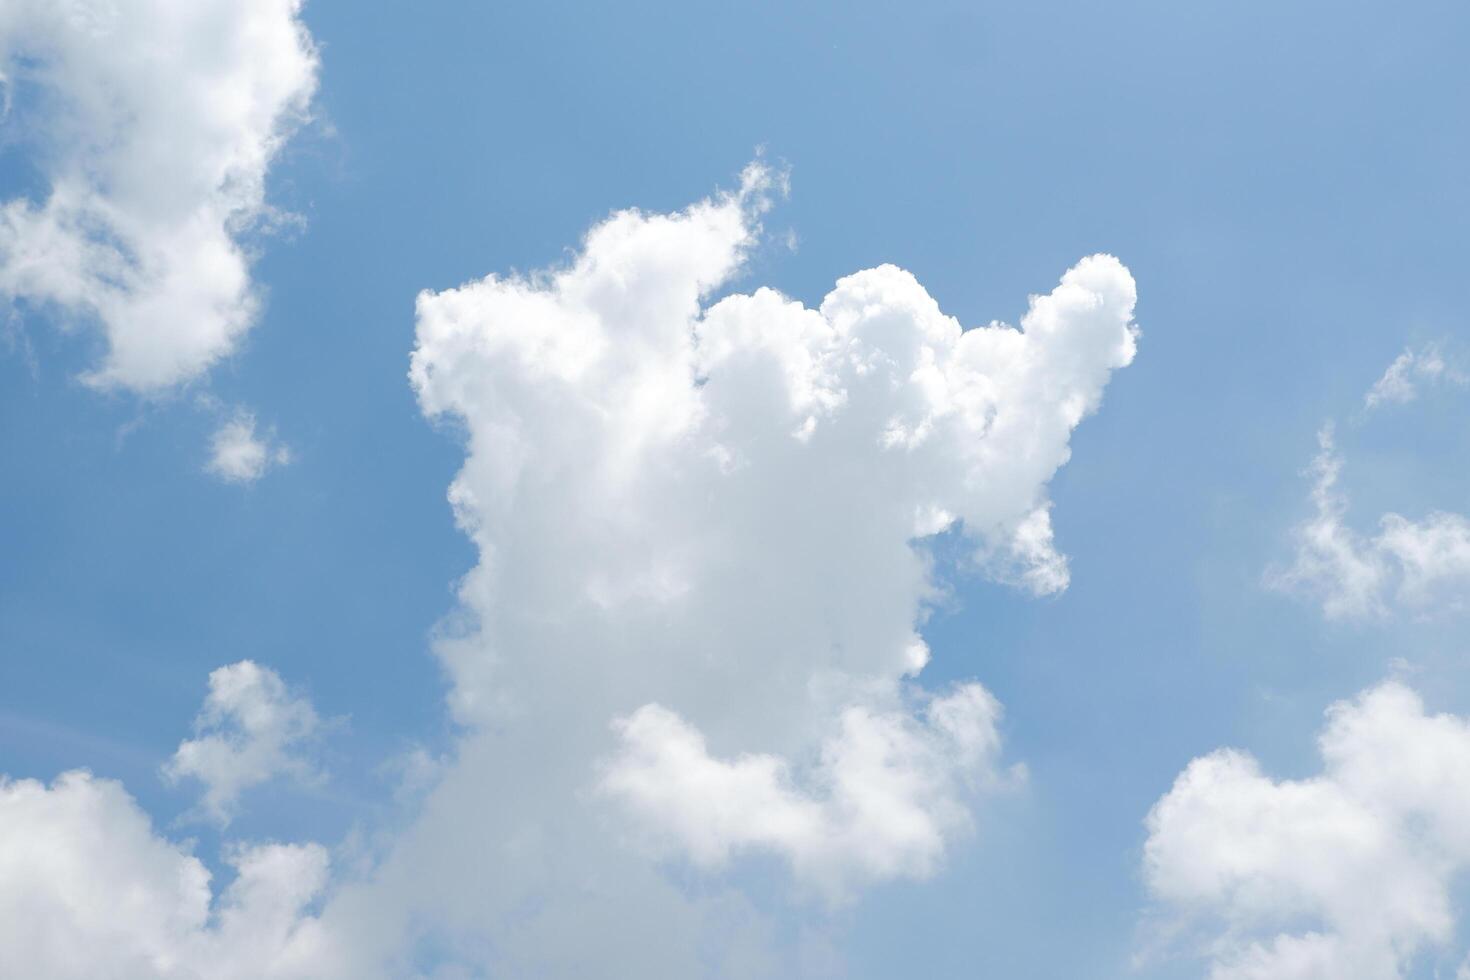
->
[2,2,1470,978]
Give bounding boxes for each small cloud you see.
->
[163,660,323,825]
[1364,343,1466,410]
[1387,656,1421,677]
[206,411,291,484]
[1267,426,1470,620]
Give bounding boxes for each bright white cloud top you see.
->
[164,660,323,825]
[1270,427,1470,620]
[0,0,318,391]
[1144,682,1470,980]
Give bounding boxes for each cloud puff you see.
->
[1143,682,1470,979]
[281,164,1140,974]
[164,660,323,824]
[601,684,1015,901]
[207,411,291,484]
[0,0,318,391]
[1364,344,1465,410]
[0,770,328,979]
[1268,427,1470,619]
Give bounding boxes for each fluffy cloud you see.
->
[279,164,1138,974]
[0,661,331,978]
[1364,345,1465,410]
[0,770,328,980]
[0,0,318,391]
[207,411,291,483]
[602,684,1013,900]
[1143,682,1470,979]
[0,166,1136,977]
[164,660,322,824]
[1269,428,1470,619]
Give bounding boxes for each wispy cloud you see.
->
[1268,427,1470,620]
[1364,344,1465,410]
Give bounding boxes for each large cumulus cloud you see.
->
[303,164,1138,971]
[0,165,1137,977]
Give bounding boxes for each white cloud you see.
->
[0,166,1137,977]
[0,770,328,980]
[601,683,1016,901]
[269,164,1137,974]
[1143,681,1470,979]
[1268,427,1470,619]
[0,662,332,978]
[0,0,318,391]
[164,660,322,825]
[207,411,291,483]
[1364,344,1465,410]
